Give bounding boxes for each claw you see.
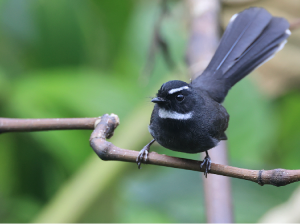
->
[200,151,211,178]
[136,139,155,169]
[136,147,149,169]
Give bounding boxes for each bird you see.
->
[136,7,291,177]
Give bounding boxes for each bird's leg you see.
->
[136,139,155,169]
[200,151,211,178]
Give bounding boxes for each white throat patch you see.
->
[168,86,189,94]
[158,108,193,120]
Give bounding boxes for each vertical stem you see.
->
[186,0,220,78]
[203,142,234,222]
[186,0,234,222]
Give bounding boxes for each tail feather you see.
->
[206,7,272,75]
[191,7,290,103]
[223,17,290,85]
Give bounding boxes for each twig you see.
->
[0,117,98,133]
[90,114,300,187]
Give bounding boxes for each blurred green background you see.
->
[0,0,300,222]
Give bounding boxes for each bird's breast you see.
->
[149,110,217,153]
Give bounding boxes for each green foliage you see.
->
[225,77,276,168]
[272,91,300,169]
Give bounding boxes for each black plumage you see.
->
[136,7,290,176]
[193,8,290,103]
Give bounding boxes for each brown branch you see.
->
[0,117,98,133]
[90,114,300,187]
[1,113,299,187]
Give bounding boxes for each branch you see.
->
[90,114,300,187]
[0,117,98,133]
[1,114,299,187]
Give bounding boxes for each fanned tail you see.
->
[192,7,290,103]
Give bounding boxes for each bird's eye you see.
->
[175,94,184,102]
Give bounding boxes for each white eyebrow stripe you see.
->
[158,108,193,120]
[168,86,189,94]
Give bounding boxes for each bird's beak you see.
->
[151,97,166,104]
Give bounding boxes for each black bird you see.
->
[136,7,290,177]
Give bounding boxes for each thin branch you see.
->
[0,117,98,133]
[1,114,299,187]
[90,114,300,187]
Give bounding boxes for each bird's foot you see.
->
[136,139,155,169]
[200,151,211,178]
[136,146,149,169]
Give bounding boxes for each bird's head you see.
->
[152,80,196,116]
